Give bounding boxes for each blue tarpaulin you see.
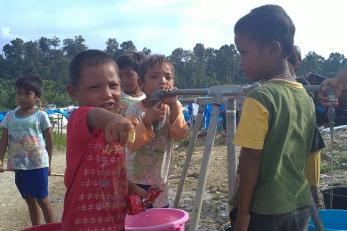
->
[0,112,6,123]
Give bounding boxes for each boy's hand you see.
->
[319,78,341,106]
[142,102,166,128]
[128,181,147,198]
[161,87,178,107]
[234,211,250,231]
[105,116,134,145]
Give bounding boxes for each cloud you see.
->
[1,27,13,38]
[0,26,18,49]
[0,0,346,58]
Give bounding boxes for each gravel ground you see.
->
[1,130,346,231]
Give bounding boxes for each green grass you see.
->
[53,133,67,151]
[338,151,347,164]
[321,163,331,174]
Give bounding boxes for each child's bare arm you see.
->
[168,101,180,124]
[168,101,189,140]
[142,102,166,130]
[235,147,262,231]
[126,117,154,151]
[0,128,8,172]
[160,87,180,123]
[43,127,53,175]
[88,107,133,145]
[319,67,347,106]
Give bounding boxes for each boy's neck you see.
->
[126,89,143,97]
[16,106,36,116]
[265,61,295,81]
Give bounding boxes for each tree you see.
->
[214,44,237,84]
[297,51,325,77]
[119,40,136,57]
[170,48,191,88]
[322,52,346,77]
[23,41,41,74]
[63,35,88,57]
[3,38,25,59]
[142,47,151,56]
[50,37,61,49]
[193,43,205,63]
[1,35,347,110]
[105,38,119,58]
[38,37,51,56]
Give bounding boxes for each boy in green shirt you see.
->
[231,5,315,231]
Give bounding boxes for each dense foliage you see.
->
[1,35,347,110]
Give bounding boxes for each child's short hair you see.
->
[15,75,43,97]
[234,4,295,57]
[288,45,302,66]
[116,52,145,74]
[139,54,175,82]
[69,49,119,87]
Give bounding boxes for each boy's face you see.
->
[15,88,39,110]
[68,62,121,111]
[119,67,140,95]
[141,63,174,96]
[235,33,273,81]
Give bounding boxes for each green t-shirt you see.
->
[233,80,316,215]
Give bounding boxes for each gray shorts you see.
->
[248,206,311,231]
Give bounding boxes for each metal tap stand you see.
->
[326,88,337,209]
[186,94,242,231]
[153,84,326,230]
[154,84,260,231]
[173,96,210,208]
[188,96,223,231]
[225,98,238,197]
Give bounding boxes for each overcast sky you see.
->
[1,0,346,58]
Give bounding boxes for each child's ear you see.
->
[67,85,77,100]
[35,97,41,106]
[270,41,282,57]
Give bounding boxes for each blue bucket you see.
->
[308,209,347,231]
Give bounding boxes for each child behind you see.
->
[126,54,189,208]
[62,50,145,231]
[117,52,146,115]
[288,45,326,209]
[231,5,315,231]
[0,75,54,226]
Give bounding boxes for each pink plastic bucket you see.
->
[125,208,189,231]
[21,208,189,231]
[22,223,62,231]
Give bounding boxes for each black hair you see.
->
[288,45,302,66]
[295,77,310,86]
[139,54,175,82]
[234,4,295,57]
[116,52,145,74]
[69,49,119,87]
[15,75,43,97]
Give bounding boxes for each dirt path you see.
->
[0,151,66,231]
[1,131,346,231]
[0,139,231,231]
